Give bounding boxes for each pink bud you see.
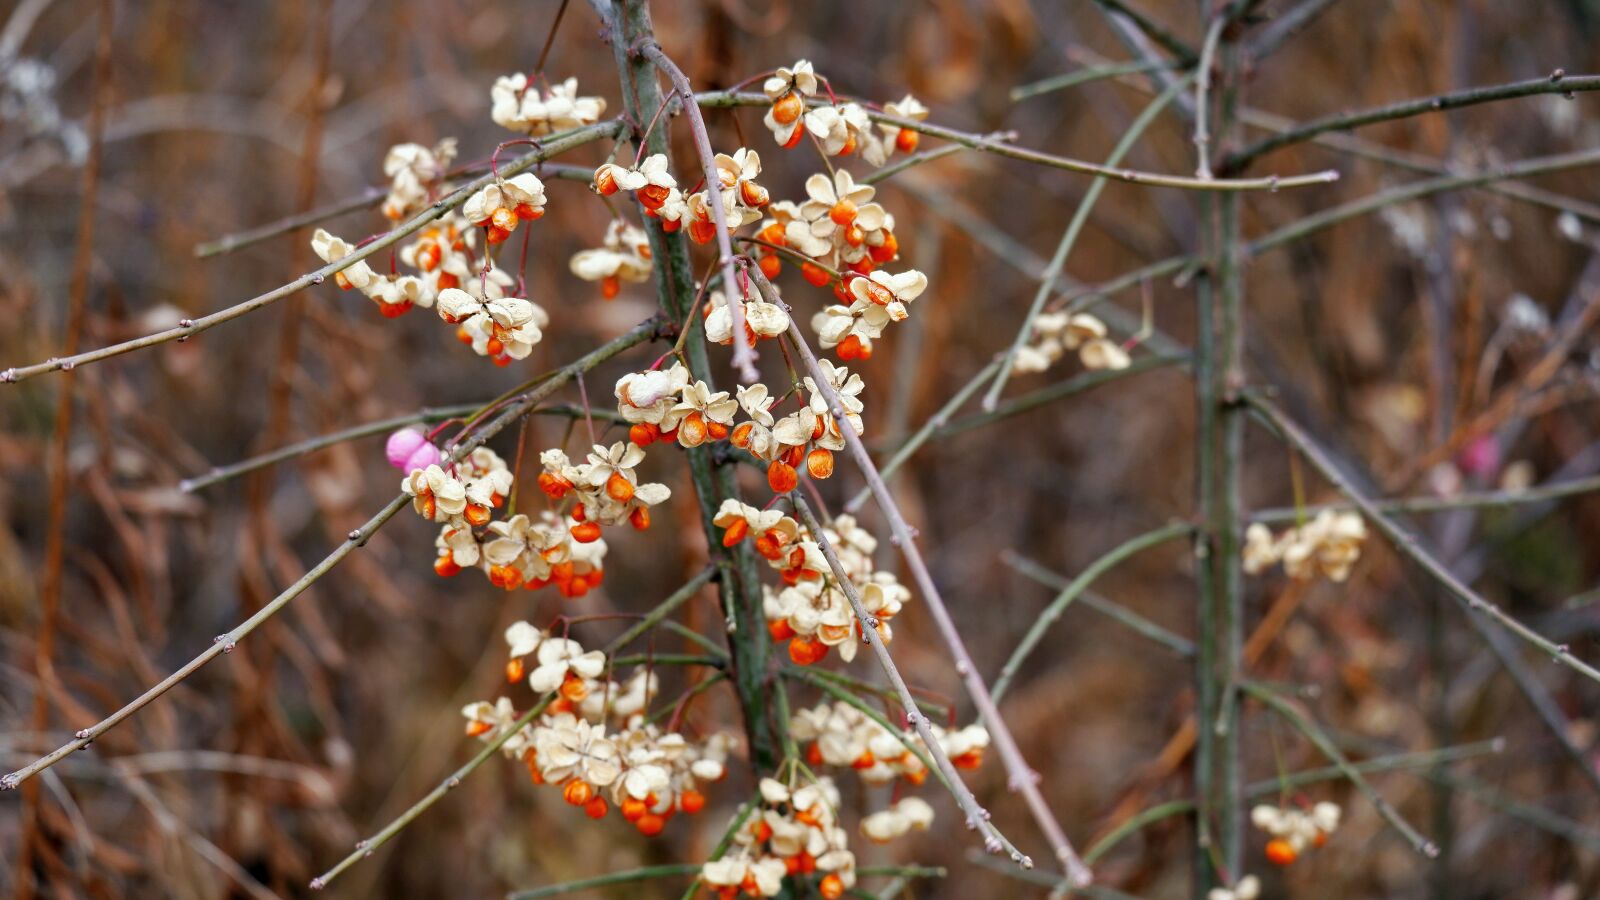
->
[404,442,442,472]
[1457,434,1500,480]
[386,428,437,471]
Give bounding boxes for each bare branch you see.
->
[1225,71,1600,172]
[694,91,1339,192]
[638,41,760,383]
[0,121,623,385]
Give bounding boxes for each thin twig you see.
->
[2,121,622,385]
[843,359,1001,514]
[639,41,759,383]
[1224,72,1600,172]
[1010,60,1182,103]
[1072,42,1600,223]
[1251,473,1600,523]
[790,495,1033,868]
[531,0,572,77]
[992,524,1194,702]
[1002,550,1196,657]
[748,266,1093,885]
[694,91,1339,192]
[507,864,700,899]
[1090,0,1197,61]
[179,403,623,493]
[1247,0,1343,59]
[859,140,990,186]
[1246,393,1600,685]
[945,355,1187,440]
[1192,16,1226,178]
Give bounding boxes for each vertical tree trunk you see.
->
[600,0,777,771]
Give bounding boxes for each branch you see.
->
[601,0,777,769]
[944,355,1187,441]
[1002,550,1196,657]
[1,120,622,385]
[1069,43,1600,222]
[992,523,1194,702]
[1010,60,1183,103]
[313,565,716,890]
[0,318,663,793]
[842,358,1000,514]
[1246,393,1600,685]
[790,495,1033,868]
[507,864,700,899]
[1224,71,1600,172]
[638,41,759,383]
[1250,473,1600,524]
[1247,0,1344,60]
[1090,0,1197,61]
[748,266,1092,885]
[694,91,1339,192]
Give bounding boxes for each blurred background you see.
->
[4,0,1600,897]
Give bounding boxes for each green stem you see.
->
[601,0,776,770]
[1003,551,1196,657]
[1011,60,1183,102]
[992,522,1195,703]
[507,864,702,900]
